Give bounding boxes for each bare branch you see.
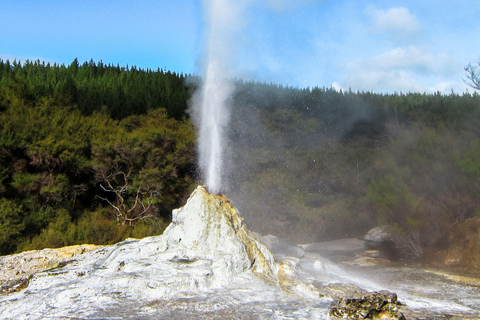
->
[465,61,480,91]
[96,195,124,221]
[93,147,160,225]
[126,188,143,215]
[99,184,113,193]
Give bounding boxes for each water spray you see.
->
[192,0,240,194]
[197,62,232,194]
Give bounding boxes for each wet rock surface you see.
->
[329,290,405,320]
[1,186,480,319]
[300,237,480,319]
[0,244,100,294]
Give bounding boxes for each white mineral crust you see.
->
[0,186,281,319]
[0,186,477,319]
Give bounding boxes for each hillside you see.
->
[1,59,480,271]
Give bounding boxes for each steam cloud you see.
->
[190,0,250,194]
[191,0,312,195]
[191,0,232,194]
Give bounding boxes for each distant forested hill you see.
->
[1,59,480,271]
[0,58,190,120]
[228,81,480,269]
[0,59,196,254]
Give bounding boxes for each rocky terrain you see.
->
[0,186,479,319]
[0,244,100,295]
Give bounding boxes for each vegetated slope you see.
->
[0,59,197,255]
[1,59,480,271]
[227,82,480,270]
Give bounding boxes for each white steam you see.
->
[192,0,313,194]
[191,0,247,194]
[197,63,232,194]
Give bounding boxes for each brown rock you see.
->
[329,290,406,320]
[0,244,100,294]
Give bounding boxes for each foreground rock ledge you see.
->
[0,186,409,319]
[0,186,280,318]
[0,244,100,294]
[329,289,406,320]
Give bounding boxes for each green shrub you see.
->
[18,208,75,251]
[0,199,25,255]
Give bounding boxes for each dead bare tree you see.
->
[96,169,161,225]
[92,141,163,226]
[465,60,480,90]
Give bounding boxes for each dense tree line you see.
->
[0,58,189,120]
[227,81,480,267]
[1,58,480,271]
[0,59,196,255]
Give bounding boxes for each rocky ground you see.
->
[0,244,100,294]
[294,237,480,319]
[0,187,479,319]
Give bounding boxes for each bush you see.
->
[18,208,75,251]
[16,207,171,252]
[0,199,25,255]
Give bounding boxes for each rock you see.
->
[257,234,305,258]
[0,185,279,319]
[313,282,369,300]
[329,290,406,320]
[0,244,100,294]
[364,226,392,245]
[364,226,398,260]
[312,281,407,319]
[161,185,278,280]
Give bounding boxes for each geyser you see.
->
[191,0,241,194]
[2,187,477,319]
[0,186,280,319]
[197,63,232,195]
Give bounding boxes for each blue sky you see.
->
[1,0,480,93]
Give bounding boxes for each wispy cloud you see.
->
[368,46,457,75]
[365,5,420,41]
[343,68,425,93]
[341,45,463,93]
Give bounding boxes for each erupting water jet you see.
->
[190,0,241,195]
[197,63,232,194]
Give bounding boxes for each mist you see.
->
[188,0,246,194]
[189,0,388,240]
[222,84,385,243]
[189,0,321,194]
[189,0,480,267]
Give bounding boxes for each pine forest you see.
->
[1,59,480,271]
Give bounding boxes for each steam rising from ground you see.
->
[189,0,381,242]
